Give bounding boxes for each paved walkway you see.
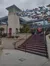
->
[2,33,31,49]
[0,34,50,66]
[0,49,49,66]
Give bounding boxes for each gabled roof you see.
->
[6,5,22,12]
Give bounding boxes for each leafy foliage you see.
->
[20,24,30,33]
[0,27,4,36]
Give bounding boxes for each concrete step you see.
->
[17,34,48,58]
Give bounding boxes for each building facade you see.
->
[6,5,21,36]
[0,4,49,36]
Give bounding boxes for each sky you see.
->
[0,0,50,17]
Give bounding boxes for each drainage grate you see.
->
[18,58,26,62]
[5,53,10,55]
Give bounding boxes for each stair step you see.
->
[26,48,46,53]
[25,42,45,45]
[26,50,47,56]
[18,45,46,50]
[26,46,46,50]
[26,44,45,47]
[17,49,47,57]
[17,34,48,58]
[18,47,46,53]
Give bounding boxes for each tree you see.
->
[23,24,30,33]
[20,24,30,33]
[0,27,4,36]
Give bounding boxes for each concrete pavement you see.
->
[2,33,31,49]
[0,34,50,66]
[0,49,49,66]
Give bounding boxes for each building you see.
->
[0,5,22,36]
[6,5,22,36]
[0,4,49,36]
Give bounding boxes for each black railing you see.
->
[44,34,49,58]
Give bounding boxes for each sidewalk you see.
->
[2,33,31,49]
[0,49,48,66]
[0,34,50,66]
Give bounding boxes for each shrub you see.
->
[8,36,14,38]
[2,33,7,37]
[20,24,30,33]
[15,36,19,38]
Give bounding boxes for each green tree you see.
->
[20,24,30,33]
[0,27,4,36]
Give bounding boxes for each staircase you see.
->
[17,34,48,58]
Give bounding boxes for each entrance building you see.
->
[6,5,21,36]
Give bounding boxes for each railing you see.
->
[44,32,49,58]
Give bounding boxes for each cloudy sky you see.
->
[0,0,50,17]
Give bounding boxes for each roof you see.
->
[20,16,37,22]
[0,16,8,25]
[0,15,48,25]
[0,22,7,25]
[47,4,50,7]
[6,5,21,12]
[27,19,48,24]
[0,16,8,21]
